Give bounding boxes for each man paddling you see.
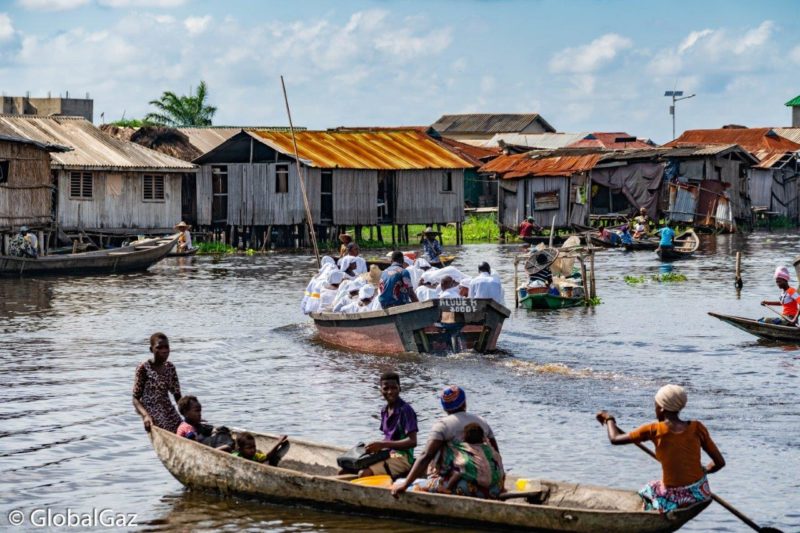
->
[759,266,800,325]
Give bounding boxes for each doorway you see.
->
[377,170,395,223]
[211,165,228,225]
[320,169,333,223]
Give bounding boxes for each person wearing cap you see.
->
[332,278,365,312]
[391,385,504,499]
[528,253,553,288]
[518,216,541,238]
[174,221,193,253]
[8,226,38,258]
[437,275,461,298]
[338,232,353,258]
[420,227,443,263]
[318,270,345,312]
[337,242,367,277]
[341,284,380,313]
[415,273,439,302]
[407,258,432,289]
[760,266,800,325]
[596,384,725,512]
[379,251,418,308]
[302,257,336,314]
[469,262,505,306]
[458,277,472,297]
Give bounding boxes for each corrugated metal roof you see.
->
[178,127,246,154]
[775,128,800,144]
[431,114,556,134]
[0,133,71,152]
[0,115,195,171]
[249,130,475,170]
[785,95,800,107]
[483,132,589,149]
[479,150,602,178]
[665,128,800,163]
[567,132,653,149]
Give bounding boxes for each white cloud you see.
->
[184,15,211,35]
[0,14,14,41]
[549,33,633,73]
[17,0,89,11]
[733,20,773,54]
[677,29,712,54]
[98,0,187,7]
[790,45,800,65]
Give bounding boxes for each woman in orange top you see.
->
[596,384,725,512]
[760,265,800,325]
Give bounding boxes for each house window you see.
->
[276,163,289,193]
[69,171,93,199]
[0,161,8,184]
[143,175,165,201]
[534,190,560,211]
[441,170,453,192]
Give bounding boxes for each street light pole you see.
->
[664,91,696,139]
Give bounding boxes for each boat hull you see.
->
[521,293,584,310]
[312,298,510,354]
[0,235,179,276]
[623,240,659,251]
[656,230,699,261]
[149,427,708,533]
[709,312,800,343]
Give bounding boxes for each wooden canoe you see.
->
[366,255,455,270]
[708,312,800,343]
[521,235,567,247]
[149,426,709,532]
[623,239,659,251]
[166,247,198,257]
[656,230,699,261]
[520,292,584,310]
[311,298,510,354]
[0,234,179,276]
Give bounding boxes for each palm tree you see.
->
[145,81,217,127]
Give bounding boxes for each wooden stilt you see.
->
[735,251,743,289]
[391,225,396,247]
[589,250,597,299]
[376,224,383,243]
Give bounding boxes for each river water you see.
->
[1,233,798,532]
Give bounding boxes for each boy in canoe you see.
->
[359,371,418,479]
[759,266,800,325]
[596,384,725,512]
[176,395,233,451]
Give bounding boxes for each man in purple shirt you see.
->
[361,371,418,478]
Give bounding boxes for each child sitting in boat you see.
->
[176,395,233,451]
[232,432,290,466]
[596,384,725,512]
[759,266,800,325]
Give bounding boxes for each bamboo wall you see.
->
[394,169,464,224]
[57,170,182,229]
[0,140,52,228]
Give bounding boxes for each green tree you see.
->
[145,81,217,127]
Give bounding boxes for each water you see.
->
[1,233,798,532]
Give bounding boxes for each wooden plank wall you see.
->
[394,169,464,224]
[497,180,519,230]
[0,141,52,227]
[332,169,378,225]
[57,170,182,229]
[196,165,212,225]
[523,176,570,228]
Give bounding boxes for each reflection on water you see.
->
[0,232,798,532]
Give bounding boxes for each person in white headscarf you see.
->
[341,284,381,313]
[333,278,366,312]
[302,257,337,314]
[319,270,345,312]
[407,258,432,289]
[458,277,472,297]
[338,243,367,277]
[415,273,440,302]
[595,384,725,513]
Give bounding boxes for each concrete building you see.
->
[1,95,93,122]
[787,94,800,128]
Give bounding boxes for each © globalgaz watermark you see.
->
[7,508,138,528]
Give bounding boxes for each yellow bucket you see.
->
[351,475,393,488]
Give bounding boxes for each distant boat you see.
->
[656,230,699,261]
[148,425,710,532]
[311,298,509,354]
[709,312,800,343]
[0,234,178,276]
[166,247,198,257]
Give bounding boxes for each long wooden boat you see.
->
[166,247,198,258]
[149,426,709,532]
[623,239,659,251]
[521,235,567,246]
[520,292,584,310]
[0,234,179,276]
[311,298,510,354]
[656,230,699,261]
[366,255,455,270]
[708,312,800,343]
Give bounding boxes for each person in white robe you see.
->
[318,270,345,312]
[338,243,367,277]
[468,262,505,306]
[415,273,440,302]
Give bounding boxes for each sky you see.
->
[1,0,798,143]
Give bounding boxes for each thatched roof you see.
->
[99,124,202,162]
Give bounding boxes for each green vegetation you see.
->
[443,214,500,243]
[586,296,602,306]
[197,241,236,255]
[110,118,152,128]
[754,215,794,229]
[146,80,217,127]
[624,275,646,284]
[653,272,688,282]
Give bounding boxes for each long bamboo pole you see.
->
[280,75,320,267]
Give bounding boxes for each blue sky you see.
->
[1,0,798,143]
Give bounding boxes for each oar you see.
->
[618,424,782,533]
[760,303,800,328]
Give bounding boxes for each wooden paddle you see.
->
[617,425,782,533]
[760,303,800,328]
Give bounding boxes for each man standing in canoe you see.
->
[656,221,675,252]
[760,266,800,325]
[379,251,418,308]
[596,384,725,512]
[421,227,443,263]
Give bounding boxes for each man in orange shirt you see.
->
[596,384,725,512]
[760,266,800,325]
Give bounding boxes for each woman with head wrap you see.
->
[595,384,725,512]
[759,266,800,325]
[301,258,337,314]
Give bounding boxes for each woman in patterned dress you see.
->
[132,332,182,432]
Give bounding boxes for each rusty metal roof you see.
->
[567,132,653,149]
[480,149,603,178]
[249,130,475,170]
[775,128,800,144]
[665,128,800,164]
[0,115,195,171]
[431,114,556,134]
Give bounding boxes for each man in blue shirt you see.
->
[657,222,675,249]
[379,251,419,308]
[421,227,443,263]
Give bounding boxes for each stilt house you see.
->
[193,129,475,247]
